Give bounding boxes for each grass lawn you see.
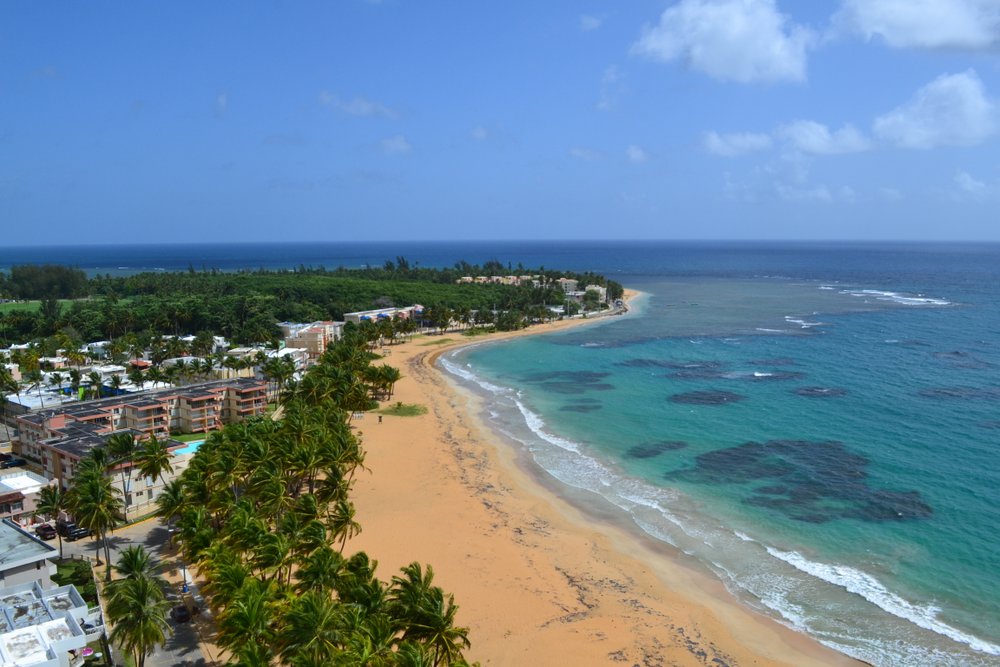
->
[418,337,454,346]
[375,403,428,417]
[54,558,99,606]
[172,432,213,442]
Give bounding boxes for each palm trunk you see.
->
[103,530,112,581]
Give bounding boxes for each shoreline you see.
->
[350,293,862,666]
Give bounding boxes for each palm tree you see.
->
[155,480,186,527]
[135,434,174,487]
[68,368,82,396]
[128,367,146,389]
[216,578,275,654]
[106,575,171,667]
[106,432,137,511]
[109,373,123,395]
[51,371,64,395]
[67,466,124,580]
[112,544,157,581]
[87,370,103,399]
[277,590,345,666]
[34,485,66,558]
[389,562,471,666]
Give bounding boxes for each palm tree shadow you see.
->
[161,622,202,658]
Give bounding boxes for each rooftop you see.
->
[0,520,55,572]
[0,581,87,667]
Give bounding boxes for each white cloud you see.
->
[775,182,834,203]
[874,70,996,149]
[569,147,601,161]
[834,0,1000,50]
[216,93,228,116]
[380,135,411,154]
[775,120,870,154]
[953,170,991,200]
[580,14,603,31]
[631,0,814,84]
[598,65,626,111]
[471,126,488,141]
[626,145,647,163]
[704,131,773,156]
[319,92,396,118]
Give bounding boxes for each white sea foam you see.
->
[755,328,785,333]
[840,288,951,307]
[784,316,826,328]
[766,547,1000,656]
[438,355,508,394]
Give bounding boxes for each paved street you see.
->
[58,519,210,667]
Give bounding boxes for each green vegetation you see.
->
[173,432,212,443]
[53,559,99,606]
[105,546,171,667]
[0,258,623,347]
[376,403,428,417]
[419,337,455,346]
[158,327,475,665]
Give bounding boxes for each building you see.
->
[0,472,54,524]
[342,307,421,324]
[0,578,101,667]
[556,278,579,292]
[12,379,268,515]
[278,321,344,359]
[0,519,58,589]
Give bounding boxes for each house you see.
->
[0,472,54,524]
[343,307,420,325]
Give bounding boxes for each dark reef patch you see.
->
[626,440,688,459]
[669,390,745,405]
[667,440,932,523]
[560,404,603,413]
[620,359,725,371]
[795,387,848,398]
[918,386,1000,401]
[931,350,994,370]
[520,370,615,395]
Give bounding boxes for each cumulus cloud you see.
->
[580,14,603,31]
[627,145,648,162]
[775,120,870,154]
[834,0,1000,50]
[874,70,996,148]
[631,0,814,84]
[953,170,991,200]
[319,92,396,118]
[704,131,773,156]
[380,135,411,154]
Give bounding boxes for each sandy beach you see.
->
[350,296,862,666]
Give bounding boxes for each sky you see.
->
[3,1,1000,244]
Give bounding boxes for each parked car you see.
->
[34,524,57,540]
[0,452,11,462]
[170,604,192,623]
[65,526,92,542]
[56,521,77,537]
[0,458,26,469]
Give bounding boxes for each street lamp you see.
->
[181,564,189,594]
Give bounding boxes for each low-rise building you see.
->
[0,519,57,588]
[343,307,421,324]
[0,578,99,667]
[0,472,54,524]
[279,321,343,359]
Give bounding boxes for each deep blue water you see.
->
[6,241,1000,665]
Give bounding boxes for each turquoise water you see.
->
[171,439,204,456]
[444,268,1000,666]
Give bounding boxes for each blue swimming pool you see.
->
[171,439,204,456]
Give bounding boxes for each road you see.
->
[59,519,209,667]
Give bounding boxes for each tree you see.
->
[67,465,123,580]
[34,485,66,558]
[390,563,470,666]
[135,434,174,487]
[87,370,103,399]
[106,432,137,511]
[106,574,171,667]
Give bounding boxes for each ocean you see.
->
[6,240,1000,665]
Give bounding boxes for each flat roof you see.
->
[0,521,55,571]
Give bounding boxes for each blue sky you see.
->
[3,1,999,243]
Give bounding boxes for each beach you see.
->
[350,297,861,666]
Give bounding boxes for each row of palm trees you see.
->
[155,328,473,666]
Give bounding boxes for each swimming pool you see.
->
[171,439,204,456]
